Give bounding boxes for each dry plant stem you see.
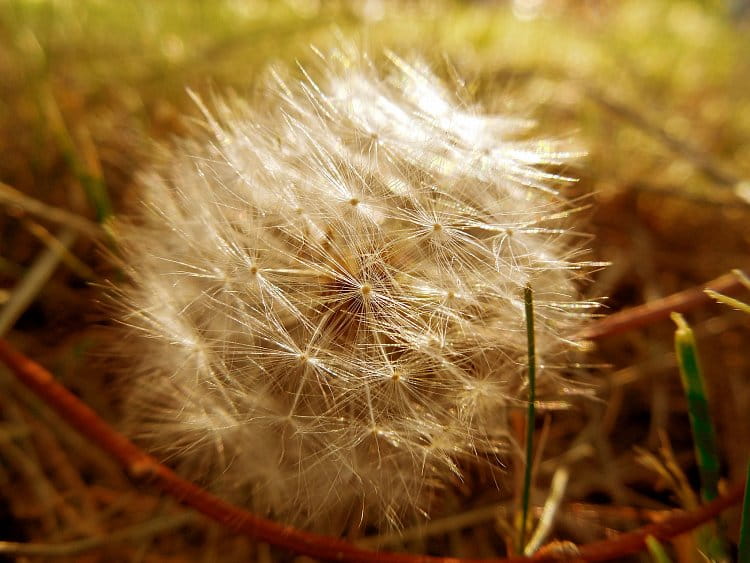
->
[0,181,102,239]
[0,513,195,557]
[577,271,747,341]
[0,338,745,563]
[572,483,743,562]
[524,467,569,556]
[359,502,517,550]
[22,219,98,281]
[0,228,77,336]
[18,401,103,533]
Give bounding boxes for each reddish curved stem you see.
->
[576,482,743,561]
[578,271,746,341]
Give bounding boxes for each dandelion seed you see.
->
[114,45,597,532]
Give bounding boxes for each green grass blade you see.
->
[518,285,536,553]
[671,312,720,503]
[77,171,112,223]
[739,462,750,563]
[42,90,113,223]
[671,313,729,561]
[646,535,673,563]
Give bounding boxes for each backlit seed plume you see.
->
[116,46,596,531]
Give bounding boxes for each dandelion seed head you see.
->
[115,46,597,532]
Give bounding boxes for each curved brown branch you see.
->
[575,481,744,561]
[578,271,747,341]
[0,330,744,561]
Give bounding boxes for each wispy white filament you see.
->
[116,46,595,531]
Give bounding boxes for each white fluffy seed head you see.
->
[115,46,596,531]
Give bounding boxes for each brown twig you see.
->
[0,513,195,557]
[574,481,744,561]
[0,338,745,562]
[0,181,102,239]
[577,271,748,341]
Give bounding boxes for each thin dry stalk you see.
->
[0,512,195,557]
[0,228,77,336]
[0,181,102,239]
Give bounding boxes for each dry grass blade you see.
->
[524,467,569,556]
[0,228,77,336]
[706,269,750,314]
[357,503,510,550]
[0,181,102,239]
[0,513,196,557]
[21,219,97,281]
